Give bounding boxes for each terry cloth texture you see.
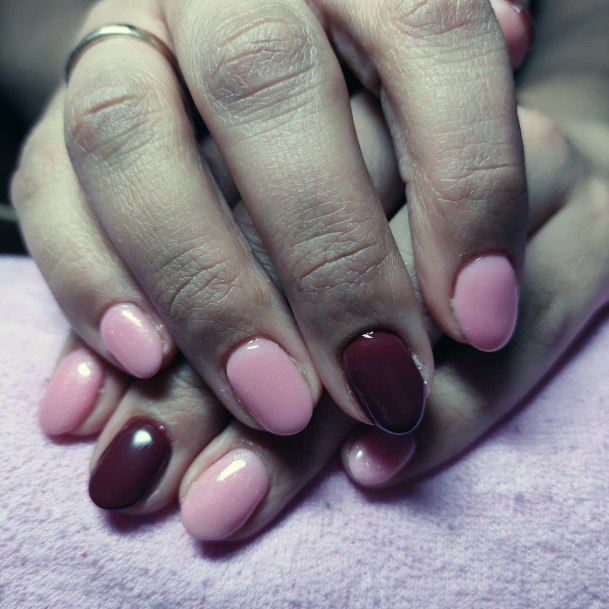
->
[0,256,608,609]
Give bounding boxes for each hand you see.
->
[13,0,531,439]
[342,0,609,486]
[34,89,602,540]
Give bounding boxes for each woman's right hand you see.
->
[12,0,532,437]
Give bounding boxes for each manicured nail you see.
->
[491,0,534,69]
[100,303,165,378]
[89,418,171,510]
[39,349,104,435]
[453,254,519,352]
[181,449,270,541]
[345,428,416,486]
[342,331,426,435]
[226,338,313,435]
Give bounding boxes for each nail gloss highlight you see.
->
[89,418,171,510]
[181,449,270,541]
[39,349,104,435]
[226,338,313,435]
[100,303,165,378]
[453,254,519,352]
[345,428,416,486]
[342,331,426,435]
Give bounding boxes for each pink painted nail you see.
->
[453,254,519,352]
[181,449,270,541]
[100,303,165,378]
[226,338,313,435]
[39,349,104,435]
[491,0,534,69]
[344,428,416,486]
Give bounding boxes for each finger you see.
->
[324,0,534,90]
[392,177,609,485]
[519,107,580,230]
[229,90,405,292]
[164,0,432,434]
[179,395,355,541]
[11,91,176,378]
[88,358,230,513]
[38,333,128,437]
[202,1,532,210]
[341,109,583,486]
[64,3,321,435]
[323,0,528,353]
[203,91,403,217]
[345,175,609,487]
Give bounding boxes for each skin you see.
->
[12,0,530,435]
[14,0,609,540]
[56,98,609,541]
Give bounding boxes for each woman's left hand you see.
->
[40,91,609,540]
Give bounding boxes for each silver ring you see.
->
[65,24,178,82]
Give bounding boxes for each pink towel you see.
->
[1,256,608,609]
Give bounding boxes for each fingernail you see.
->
[39,349,104,435]
[342,331,426,435]
[89,418,171,510]
[100,303,165,378]
[453,254,519,352]
[492,0,534,69]
[226,338,314,435]
[345,428,416,486]
[181,449,270,541]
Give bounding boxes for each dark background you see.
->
[0,0,90,253]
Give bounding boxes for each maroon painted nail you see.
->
[89,418,171,510]
[342,331,426,435]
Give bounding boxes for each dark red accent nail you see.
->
[342,331,426,435]
[89,418,171,510]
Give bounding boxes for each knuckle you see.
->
[201,3,323,119]
[423,157,526,209]
[523,291,570,355]
[288,220,388,299]
[66,73,167,165]
[51,245,108,302]
[378,0,486,40]
[151,240,249,325]
[42,240,122,326]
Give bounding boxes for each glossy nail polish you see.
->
[181,449,270,541]
[344,428,416,486]
[506,0,534,46]
[226,338,313,435]
[39,349,104,435]
[342,331,426,435]
[100,303,165,378]
[491,0,535,69]
[453,254,519,352]
[89,418,171,510]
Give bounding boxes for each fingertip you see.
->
[99,303,169,378]
[225,337,315,435]
[181,448,270,541]
[39,348,105,436]
[453,254,519,352]
[342,427,416,487]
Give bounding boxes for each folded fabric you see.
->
[1,256,607,609]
